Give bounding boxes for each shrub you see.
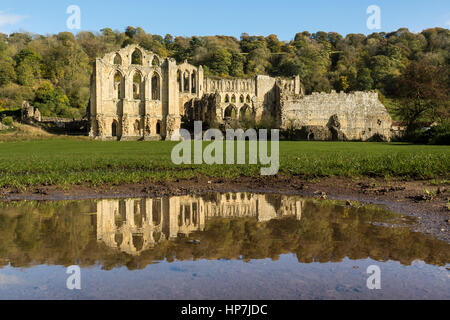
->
[429,123,450,145]
[33,81,78,118]
[2,116,13,126]
[405,122,450,145]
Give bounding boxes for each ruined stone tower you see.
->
[90,45,200,140]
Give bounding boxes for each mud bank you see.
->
[0,176,449,242]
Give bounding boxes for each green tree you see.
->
[33,81,78,118]
[370,55,401,93]
[394,59,449,130]
[164,34,174,46]
[0,42,16,87]
[246,45,271,75]
[14,47,42,86]
[229,52,245,77]
[355,68,374,91]
[208,48,232,76]
[125,26,137,39]
[278,56,301,77]
[266,34,282,53]
[336,76,350,92]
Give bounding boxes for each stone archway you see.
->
[156,121,161,135]
[112,120,119,137]
[131,48,143,65]
[113,53,122,65]
[132,72,143,100]
[224,105,237,119]
[183,71,190,92]
[239,104,253,120]
[151,73,161,100]
[113,71,124,100]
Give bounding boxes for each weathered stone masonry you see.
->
[279,90,393,141]
[89,45,392,141]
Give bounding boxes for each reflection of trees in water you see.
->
[0,200,96,268]
[0,198,448,271]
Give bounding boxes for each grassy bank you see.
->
[0,139,448,189]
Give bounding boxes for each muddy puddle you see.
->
[0,193,448,300]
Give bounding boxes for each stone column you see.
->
[198,66,204,97]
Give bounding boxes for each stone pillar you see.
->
[33,108,41,122]
[294,75,301,95]
[122,114,129,138]
[167,59,179,117]
[145,75,151,109]
[198,66,204,97]
[166,59,181,140]
[187,71,192,94]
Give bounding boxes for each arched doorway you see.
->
[152,56,160,66]
[156,121,161,135]
[114,233,123,247]
[112,120,119,137]
[113,53,122,65]
[113,71,123,100]
[224,105,237,119]
[240,105,253,120]
[131,49,142,65]
[183,71,190,92]
[132,235,144,252]
[133,72,142,100]
[152,73,160,100]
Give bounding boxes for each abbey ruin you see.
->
[97,194,304,255]
[89,45,393,141]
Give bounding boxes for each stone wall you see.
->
[20,101,88,135]
[279,90,392,141]
[21,101,41,123]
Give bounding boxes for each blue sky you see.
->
[0,0,449,40]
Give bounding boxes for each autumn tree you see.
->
[0,42,16,87]
[394,58,449,130]
[14,47,42,86]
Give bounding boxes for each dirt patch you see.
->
[0,176,449,242]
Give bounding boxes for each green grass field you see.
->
[0,139,448,188]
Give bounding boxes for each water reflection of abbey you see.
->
[97,194,304,255]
